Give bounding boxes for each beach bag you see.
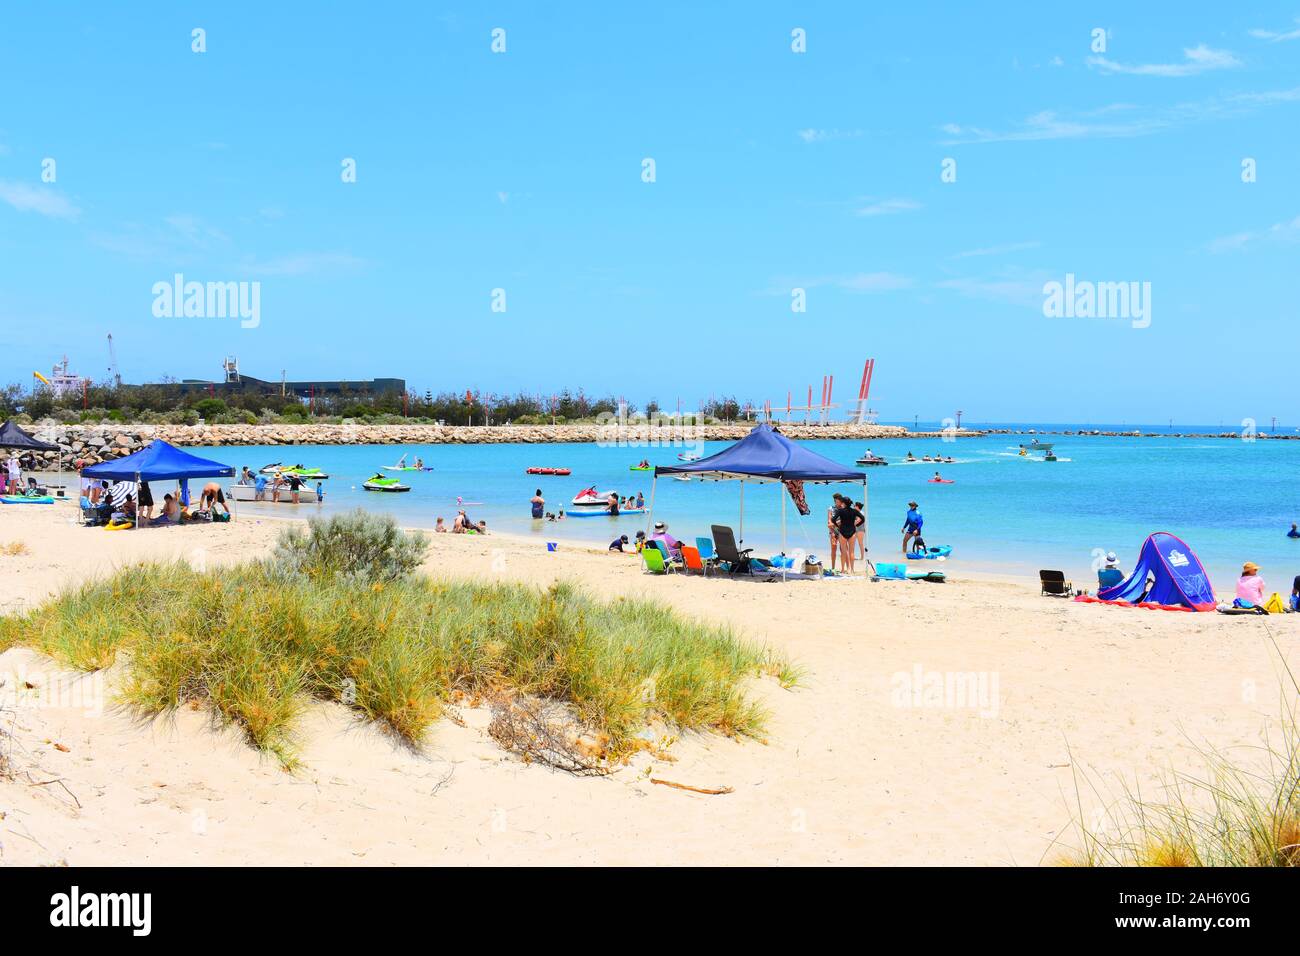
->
[802,556,822,575]
[1264,592,1286,614]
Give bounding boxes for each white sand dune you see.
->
[0,502,1294,865]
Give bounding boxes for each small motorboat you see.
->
[364,474,411,493]
[855,452,888,466]
[227,484,319,503]
[671,475,691,482]
[572,488,617,507]
[1029,439,1054,452]
[676,452,701,462]
[526,467,572,476]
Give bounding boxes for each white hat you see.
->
[654,521,666,531]
[1105,551,1117,565]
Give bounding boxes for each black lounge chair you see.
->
[1040,569,1073,597]
[711,525,772,576]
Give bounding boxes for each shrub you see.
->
[272,509,428,584]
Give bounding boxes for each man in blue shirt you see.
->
[902,501,922,554]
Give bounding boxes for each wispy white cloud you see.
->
[1087,43,1240,77]
[1206,215,1300,253]
[0,180,81,220]
[941,86,1300,144]
[951,241,1042,259]
[854,197,921,217]
[936,270,1053,309]
[796,128,863,144]
[1249,17,1300,42]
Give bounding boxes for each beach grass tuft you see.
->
[1055,642,1300,867]
[0,520,790,768]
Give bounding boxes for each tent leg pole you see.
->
[739,481,744,544]
[644,476,657,540]
[135,471,140,529]
[781,484,787,583]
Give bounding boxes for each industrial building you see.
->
[146,358,405,399]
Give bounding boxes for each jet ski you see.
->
[571,488,617,507]
[363,474,411,492]
[676,453,701,462]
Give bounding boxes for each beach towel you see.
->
[783,479,810,516]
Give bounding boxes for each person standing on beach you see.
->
[853,500,866,561]
[902,501,922,554]
[833,496,863,573]
[6,455,20,494]
[826,501,839,571]
[531,488,545,519]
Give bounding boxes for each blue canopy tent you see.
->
[651,424,867,579]
[82,440,234,527]
[1097,531,1216,611]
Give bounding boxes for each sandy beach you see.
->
[0,500,1295,866]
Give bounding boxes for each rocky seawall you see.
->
[16,421,915,466]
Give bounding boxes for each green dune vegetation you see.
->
[0,511,795,769]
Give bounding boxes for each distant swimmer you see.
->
[1290,523,1300,539]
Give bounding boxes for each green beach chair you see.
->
[642,547,670,575]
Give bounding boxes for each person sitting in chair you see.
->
[1098,551,1124,590]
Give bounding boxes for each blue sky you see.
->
[1,3,1298,423]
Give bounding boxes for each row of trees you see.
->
[0,380,755,426]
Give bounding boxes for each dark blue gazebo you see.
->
[650,424,867,577]
[82,440,234,527]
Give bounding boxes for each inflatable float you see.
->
[927,478,955,484]
[526,467,571,476]
[565,508,647,518]
[906,546,952,560]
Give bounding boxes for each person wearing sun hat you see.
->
[1235,561,1266,607]
[1097,550,1124,589]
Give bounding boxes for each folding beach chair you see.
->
[680,545,708,577]
[694,536,721,571]
[1039,569,1073,597]
[711,525,771,576]
[642,547,671,575]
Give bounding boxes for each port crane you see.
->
[106,333,121,387]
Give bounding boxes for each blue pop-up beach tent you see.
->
[1097,531,1216,611]
[82,440,234,527]
[650,424,867,579]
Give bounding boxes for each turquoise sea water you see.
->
[193,435,1300,594]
